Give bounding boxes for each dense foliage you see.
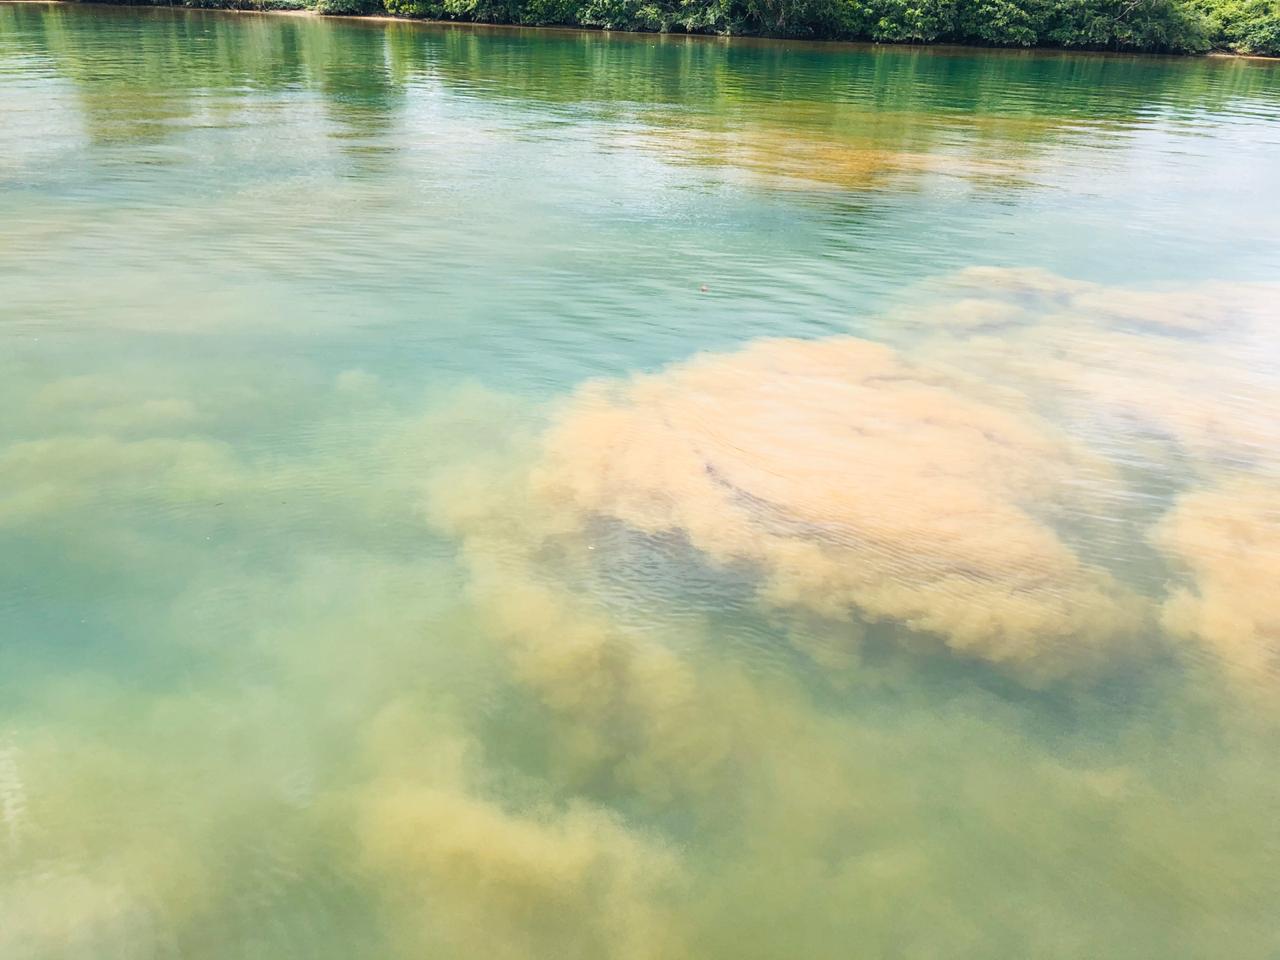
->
[85,0,1280,54]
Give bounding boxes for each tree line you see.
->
[86,0,1280,56]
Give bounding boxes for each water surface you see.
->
[2,5,1279,958]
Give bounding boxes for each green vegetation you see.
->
[1196,0,1280,52]
[73,0,1280,56]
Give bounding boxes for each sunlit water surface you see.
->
[2,4,1279,957]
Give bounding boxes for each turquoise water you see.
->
[2,4,1279,957]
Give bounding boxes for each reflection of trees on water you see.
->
[381,24,1280,184]
[6,4,1278,185]
[5,4,403,170]
[385,21,1280,115]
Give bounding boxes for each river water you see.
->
[1,4,1278,957]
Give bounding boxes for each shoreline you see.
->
[4,0,1278,60]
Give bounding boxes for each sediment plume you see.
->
[512,336,1147,683]
[1154,477,1280,692]
[3,285,1279,960]
[891,268,1280,472]
[355,706,690,960]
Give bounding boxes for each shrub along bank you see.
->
[84,0,1280,55]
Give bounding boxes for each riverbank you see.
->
[12,0,1279,56]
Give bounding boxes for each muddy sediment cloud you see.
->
[890,267,1280,471]
[1154,478,1280,692]
[354,702,690,960]
[2,272,1279,959]
[492,336,1149,683]
[427,268,1279,703]
[360,778,687,960]
[867,268,1280,689]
